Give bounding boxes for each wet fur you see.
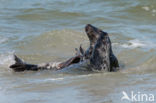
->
[85,24,119,71]
[10,24,119,72]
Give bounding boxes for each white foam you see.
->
[152,9,156,13]
[142,6,150,11]
[44,74,91,82]
[112,43,119,46]
[45,78,64,81]
[121,39,146,49]
[142,6,156,16]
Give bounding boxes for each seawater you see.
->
[0,0,156,103]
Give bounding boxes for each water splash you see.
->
[0,51,15,68]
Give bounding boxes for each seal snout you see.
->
[85,24,93,33]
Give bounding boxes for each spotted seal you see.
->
[10,24,119,72]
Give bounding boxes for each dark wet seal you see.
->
[9,55,38,72]
[9,24,119,72]
[10,54,81,72]
[84,24,107,59]
[90,31,119,71]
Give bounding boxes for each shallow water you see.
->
[0,0,156,103]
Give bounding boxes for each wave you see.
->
[113,39,156,49]
[0,30,155,74]
[15,9,87,21]
[119,49,156,73]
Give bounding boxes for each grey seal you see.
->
[10,24,119,72]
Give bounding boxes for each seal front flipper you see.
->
[110,54,119,71]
